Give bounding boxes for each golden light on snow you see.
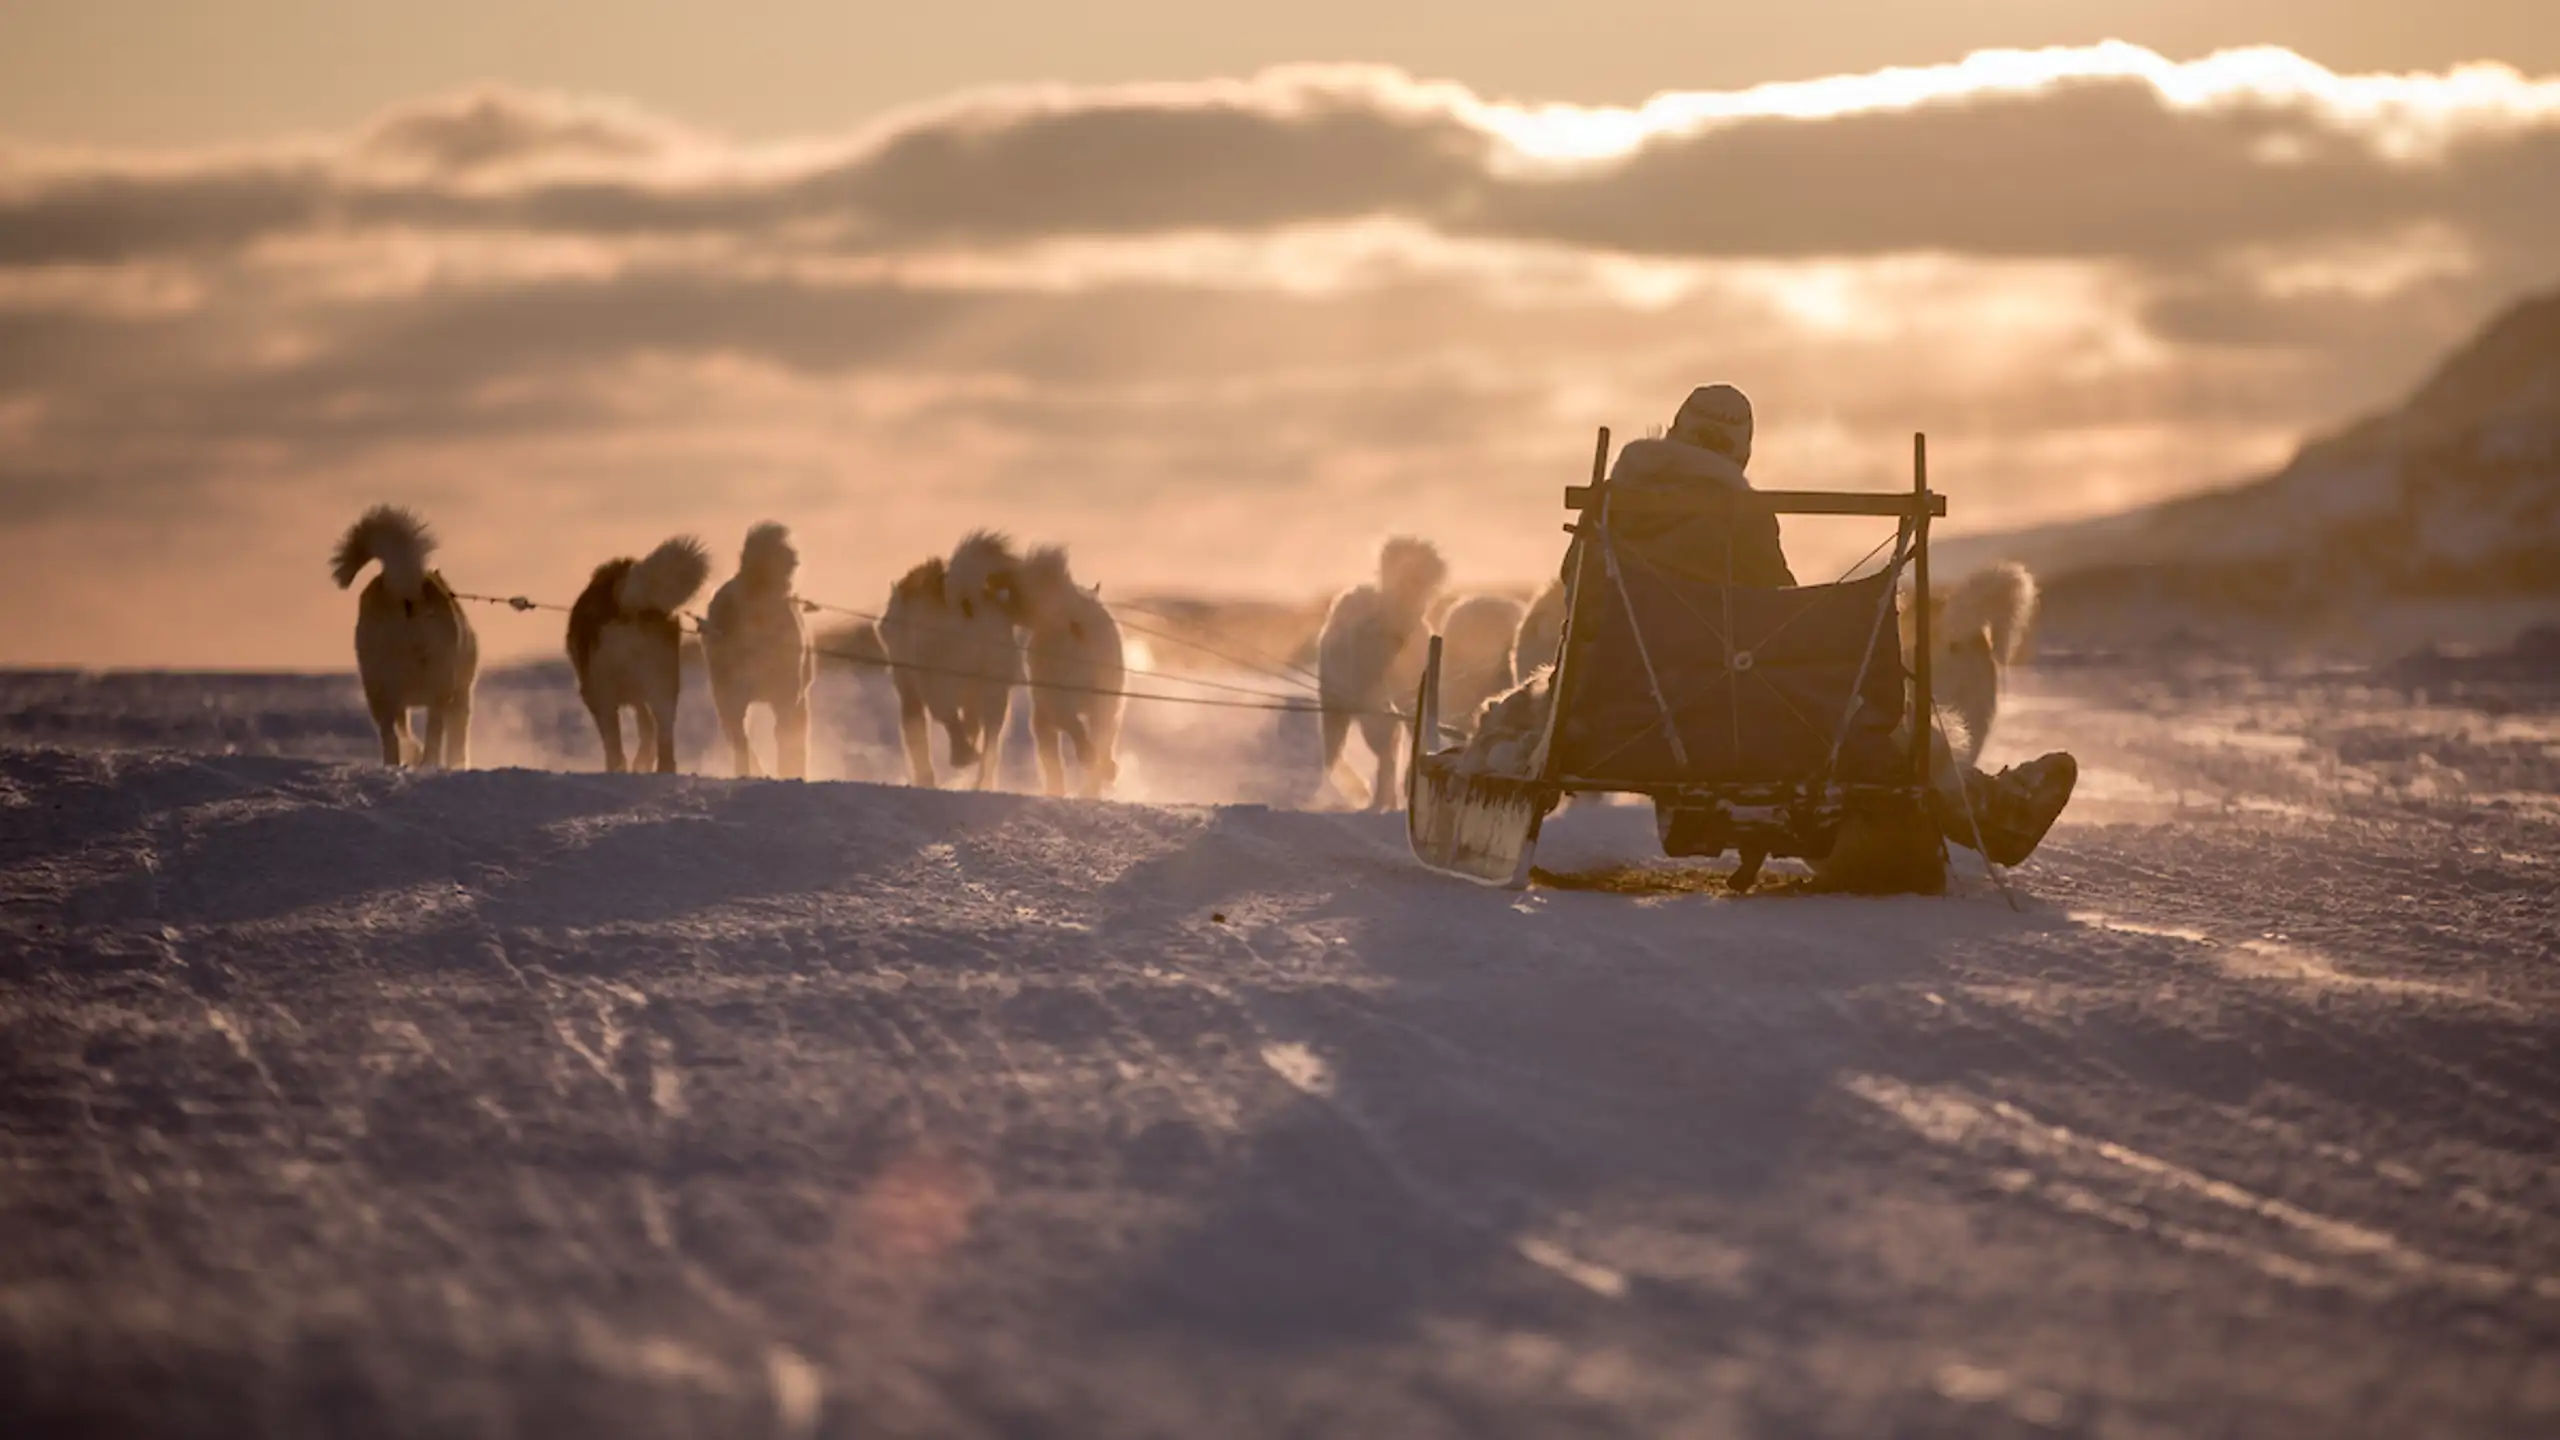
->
[844,1145,988,1269]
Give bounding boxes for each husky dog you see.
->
[566,536,711,774]
[332,506,479,769]
[1316,536,1449,809]
[1436,593,1526,743]
[955,539,1126,799]
[1906,562,2037,769]
[878,532,1023,789]
[702,522,815,779]
[1514,576,1566,679]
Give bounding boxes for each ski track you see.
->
[0,666,2556,1436]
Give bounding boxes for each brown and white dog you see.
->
[1316,536,1448,809]
[566,536,711,774]
[702,522,815,779]
[332,505,479,768]
[879,532,1024,790]
[950,537,1127,799]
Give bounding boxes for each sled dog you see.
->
[952,538,1127,799]
[333,506,479,769]
[1317,536,1448,809]
[1907,562,2036,769]
[879,532,1024,789]
[1514,577,1566,680]
[702,522,816,779]
[567,536,711,774]
[1435,593,1526,743]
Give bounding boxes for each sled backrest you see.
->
[1542,433,1946,793]
[1548,565,1907,786]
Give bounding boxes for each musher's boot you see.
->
[1945,751,2078,867]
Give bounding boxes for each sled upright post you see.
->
[1912,432,1933,790]
[1407,420,1951,892]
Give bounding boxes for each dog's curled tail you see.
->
[738,521,798,585]
[332,505,437,594]
[1943,562,2038,664]
[619,535,712,616]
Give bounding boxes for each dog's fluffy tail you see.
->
[1022,544,1076,592]
[619,535,711,615]
[738,521,797,586]
[1943,562,2037,664]
[332,505,436,595]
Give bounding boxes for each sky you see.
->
[3,2,2557,667]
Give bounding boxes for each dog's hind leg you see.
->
[588,700,628,773]
[775,696,811,781]
[895,687,937,788]
[369,697,408,767]
[630,705,658,773]
[441,692,472,770]
[1032,714,1068,798]
[1357,712,1404,812]
[422,704,450,772]
[719,694,758,778]
[637,702,677,775]
[1077,708,1121,800]
[972,696,1009,791]
[944,712,980,783]
[1319,707,1368,807]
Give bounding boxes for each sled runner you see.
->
[1407,429,1947,891]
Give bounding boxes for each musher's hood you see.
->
[1667,384,1753,467]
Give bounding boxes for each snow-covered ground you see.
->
[2,660,2556,1436]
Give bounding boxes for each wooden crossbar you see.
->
[1563,486,1946,518]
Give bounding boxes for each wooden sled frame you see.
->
[1406,428,1947,890]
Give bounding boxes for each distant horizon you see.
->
[5,17,2557,666]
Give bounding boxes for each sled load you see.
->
[1406,428,1949,892]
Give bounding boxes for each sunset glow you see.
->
[2,32,2554,666]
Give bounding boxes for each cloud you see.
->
[6,45,2558,265]
[0,43,2554,665]
[350,87,704,180]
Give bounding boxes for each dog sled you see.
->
[1406,429,1948,892]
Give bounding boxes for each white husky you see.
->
[879,532,1024,790]
[1316,536,1449,809]
[702,522,816,779]
[952,538,1127,799]
[332,506,479,769]
[1907,562,2037,769]
[566,536,711,774]
[1436,593,1526,743]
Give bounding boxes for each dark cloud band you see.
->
[6,53,2556,266]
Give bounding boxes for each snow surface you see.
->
[2,663,2557,1436]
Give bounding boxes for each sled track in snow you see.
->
[0,663,2557,1437]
